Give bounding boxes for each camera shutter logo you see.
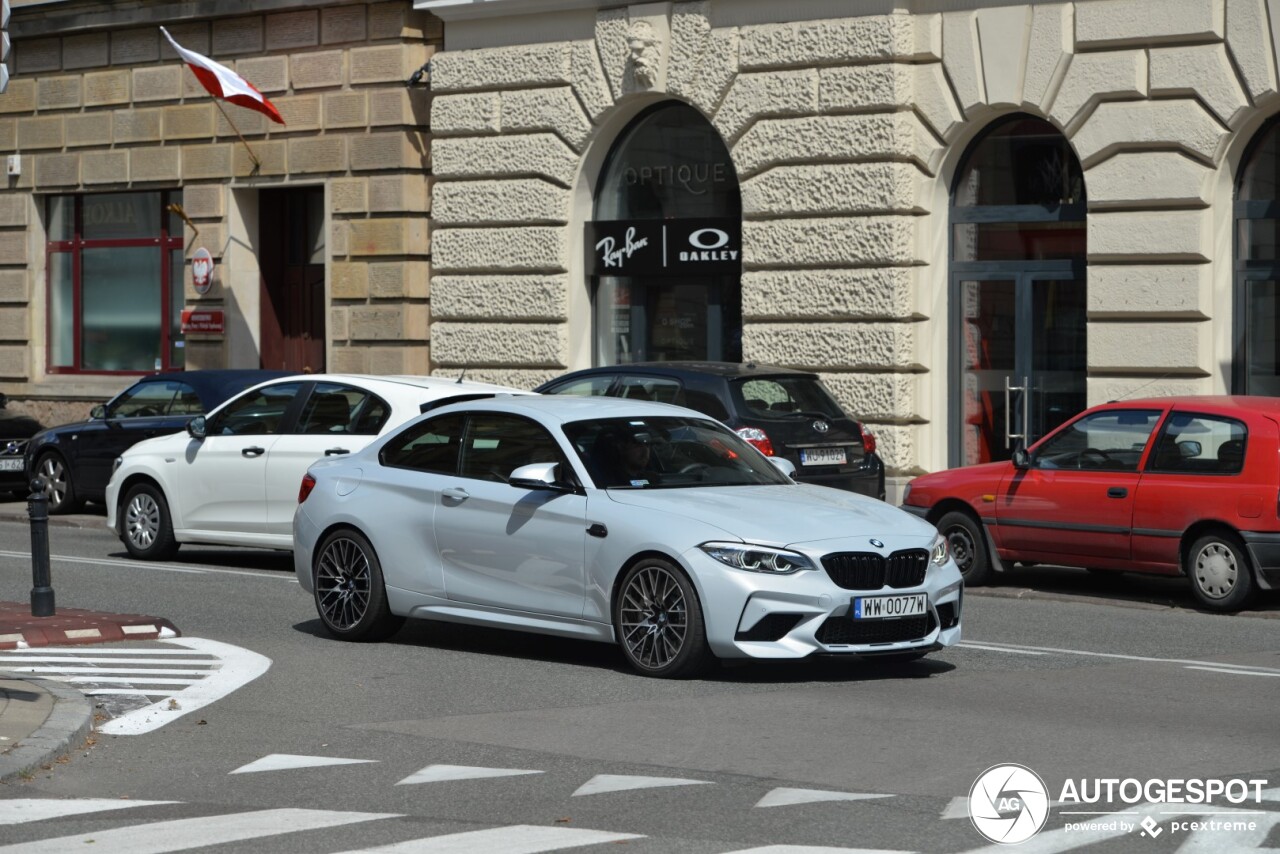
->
[969,763,1050,844]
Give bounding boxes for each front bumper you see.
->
[685,543,963,660]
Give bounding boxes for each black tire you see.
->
[1186,531,1256,612]
[121,482,179,560]
[614,557,714,678]
[35,451,83,514]
[937,510,992,585]
[313,528,404,642]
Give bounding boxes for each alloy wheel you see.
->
[316,537,372,631]
[619,565,689,670]
[38,456,68,509]
[125,491,160,549]
[1193,541,1237,600]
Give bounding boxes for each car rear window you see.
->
[732,377,845,420]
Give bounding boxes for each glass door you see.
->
[953,271,1086,466]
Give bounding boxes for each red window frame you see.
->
[44,191,185,375]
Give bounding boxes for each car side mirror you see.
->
[767,456,797,478]
[1012,446,1031,469]
[509,462,571,492]
[187,415,207,440]
[90,404,107,420]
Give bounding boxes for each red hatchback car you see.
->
[901,396,1280,612]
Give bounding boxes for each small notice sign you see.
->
[181,308,224,334]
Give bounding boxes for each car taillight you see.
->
[298,473,316,504]
[860,424,877,455]
[735,426,775,457]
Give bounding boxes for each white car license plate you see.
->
[0,458,23,472]
[800,447,846,466]
[852,593,928,620]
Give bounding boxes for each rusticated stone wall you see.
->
[426,0,1280,487]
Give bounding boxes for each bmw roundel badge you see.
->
[870,538,884,548]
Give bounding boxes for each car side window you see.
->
[619,376,681,404]
[208,382,304,436]
[109,380,183,418]
[459,413,566,484]
[1147,413,1247,475]
[380,414,466,473]
[296,383,387,435]
[1033,409,1162,472]
[542,376,614,397]
[168,383,203,415]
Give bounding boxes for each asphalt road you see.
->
[0,505,1277,853]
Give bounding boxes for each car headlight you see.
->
[112,456,123,475]
[930,532,949,567]
[699,542,816,574]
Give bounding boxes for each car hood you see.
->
[605,483,933,548]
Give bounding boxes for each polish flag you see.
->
[161,27,285,125]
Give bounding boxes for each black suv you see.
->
[536,362,885,500]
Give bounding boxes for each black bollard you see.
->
[28,475,54,617]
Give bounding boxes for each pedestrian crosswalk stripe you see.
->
[230,754,377,774]
[754,788,893,808]
[397,764,544,785]
[0,808,399,854]
[572,774,712,796]
[0,799,176,826]
[331,824,643,853]
[724,847,913,853]
[939,796,970,819]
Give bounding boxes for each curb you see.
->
[0,675,92,785]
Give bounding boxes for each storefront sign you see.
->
[191,247,214,295]
[585,219,740,276]
[180,308,224,334]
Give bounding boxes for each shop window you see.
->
[950,115,1087,466]
[45,192,185,373]
[1235,118,1280,394]
[587,102,742,364]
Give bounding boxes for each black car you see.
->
[26,370,290,514]
[535,362,886,500]
[0,393,45,496]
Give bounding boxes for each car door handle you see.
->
[324,447,349,456]
[1107,487,1127,498]
[442,487,469,501]
[241,446,266,458]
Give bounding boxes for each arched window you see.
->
[950,115,1088,466]
[1235,118,1280,394]
[586,103,741,364]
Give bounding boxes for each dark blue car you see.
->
[25,370,290,514]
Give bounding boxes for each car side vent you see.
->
[735,613,804,642]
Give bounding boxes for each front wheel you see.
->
[36,451,83,514]
[1187,532,1256,612]
[936,510,992,585]
[313,529,404,641]
[614,558,714,678]
[121,482,178,560]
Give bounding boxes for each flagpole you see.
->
[212,98,261,173]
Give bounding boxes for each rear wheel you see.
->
[937,510,992,585]
[36,451,83,514]
[121,483,178,560]
[313,528,404,641]
[1187,532,1256,612]
[614,558,714,678]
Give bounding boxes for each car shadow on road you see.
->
[978,563,1280,617]
[291,616,957,682]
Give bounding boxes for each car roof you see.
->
[275,373,528,394]
[142,370,294,405]
[540,362,818,383]
[1102,395,1280,415]
[431,394,706,424]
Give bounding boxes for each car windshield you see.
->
[565,416,792,489]
[730,376,845,420]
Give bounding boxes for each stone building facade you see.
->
[0,0,435,425]
[422,0,1280,499]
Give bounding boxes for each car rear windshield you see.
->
[564,416,792,489]
[730,376,846,420]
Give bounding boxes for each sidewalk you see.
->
[0,600,180,784]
